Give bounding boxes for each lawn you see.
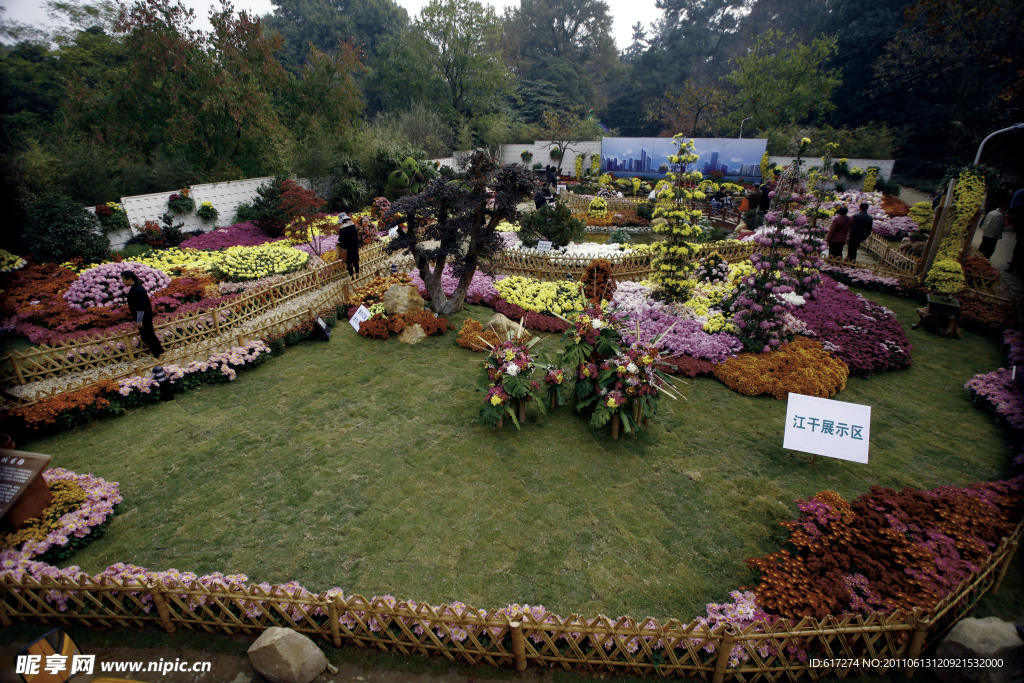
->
[19,288,1017,624]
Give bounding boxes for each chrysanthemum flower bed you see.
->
[711,337,849,399]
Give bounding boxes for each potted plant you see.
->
[549,146,561,160]
[140,219,164,246]
[167,188,195,214]
[924,257,963,315]
[521,149,533,162]
[196,201,219,223]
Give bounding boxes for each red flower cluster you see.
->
[357,310,451,340]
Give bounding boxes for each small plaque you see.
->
[783,394,871,464]
[349,305,372,332]
[536,240,553,253]
[0,449,53,526]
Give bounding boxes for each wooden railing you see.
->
[1,522,1018,680]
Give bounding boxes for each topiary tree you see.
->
[22,195,110,264]
[384,150,535,316]
[517,203,585,247]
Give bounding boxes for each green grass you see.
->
[18,290,1017,625]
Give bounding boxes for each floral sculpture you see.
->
[588,196,608,218]
[588,342,677,438]
[650,135,703,302]
[478,335,544,429]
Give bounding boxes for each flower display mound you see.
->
[357,309,451,341]
[966,330,1024,464]
[612,281,742,364]
[63,262,171,309]
[212,242,309,282]
[408,266,499,306]
[457,318,499,352]
[346,273,412,309]
[793,276,912,377]
[747,477,1024,620]
[712,337,849,399]
[0,469,121,564]
[179,221,285,250]
[494,276,586,317]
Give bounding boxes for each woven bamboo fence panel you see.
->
[2,521,1019,680]
[563,194,648,213]
[487,250,654,282]
[0,245,389,388]
[864,235,920,275]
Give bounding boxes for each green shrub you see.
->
[517,203,586,247]
[234,177,288,236]
[115,244,153,259]
[636,201,655,220]
[22,195,110,264]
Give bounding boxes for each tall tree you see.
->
[383,150,534,316]
[644,79,734,137]
[871,0,1024,159]
[622,21,649,63]
[262,0,409,71]
[652,0,748,79]
[724,29,841,132]
[416,0,510,121]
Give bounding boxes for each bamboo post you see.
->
[148,583,176,633]
[509,621,527,672]
[611,413,621,440]
[123,332,136,361]
[903,608,929,680]
[328,598,342,647]
[991,538,1019,593]
[711,624,737,683]
[12,357,26,387]
[0,584,12,628]
[212,308,221,337]
[516,398,526,424]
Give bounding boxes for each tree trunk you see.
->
[421,253,449,314]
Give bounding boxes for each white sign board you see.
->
[783,393,871,464]
[556,184,566,195]
[536,240,553,253]
[349,305,372,332]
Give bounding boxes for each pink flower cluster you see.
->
[63,262,171,309]
[408,266,500,305]
[12,468,122,561]
[179,222,284,250]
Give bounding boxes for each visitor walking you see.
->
[545,165,557,190]
[848,202,874,261]
[337,214,361,278]
[121,270,164,360]
[979,202,1007,260]
[826,206,852,259]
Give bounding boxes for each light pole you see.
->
[974,123,1024,164]
[739,117,752,139]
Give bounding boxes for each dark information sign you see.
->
[0,449,52,521]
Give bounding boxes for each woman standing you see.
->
[121,270,164,359]
[826,206,853,260]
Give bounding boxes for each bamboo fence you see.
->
[0,523,1018,680]
[0,244,389,390]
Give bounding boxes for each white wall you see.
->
[768,157,894,189]
[105,176,307,250]
[499,141,602,177]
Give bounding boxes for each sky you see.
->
[0,0,663,50]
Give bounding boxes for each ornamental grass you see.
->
[712,337,849,399]
[748,478,1024,620]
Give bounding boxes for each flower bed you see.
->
[966,330,1024,464]
[711,337,849,399]
[179,221,285,250]
[0,469,121,563]
[0,248,27,273]
[357,310,451,340]
[408,266,499,305]
[493,276,586,316]
[793,276,912,377]
[63,262,172,309]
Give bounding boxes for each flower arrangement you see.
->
[862,167,878,193]
[457,318,499,352]
[574,155,585,179]
[590,154,601,174]
[581,258,616,304]
[585,342,678,436]
[211,242,310,282]
[493,276,586,317]
[371,196,391,219]
[139,219,163,241]
[847,166,864,180]
[196,201,219,222]
[692,252,730,284]
[793,277,912,376]
[0,248,27,273]
[651,135,703,302]
[356,309,450,340]
[478,337,544,428]
[167,188,196,214]
[179,222,286,251]
[588,197,608,218]
[347,273,412,308]
[712,337,849,399]
[521,149,533,161]
[94,202,130,234]
[924,258,965,296]
[549,146,561,159]
[0,469,121,563]
[63,262,172,309]
[747,478,1024,619]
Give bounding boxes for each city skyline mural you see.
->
[600,137,769,181]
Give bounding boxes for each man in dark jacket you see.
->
[336,214,361,277]
[848,202,874,261]
[121,270,164,359]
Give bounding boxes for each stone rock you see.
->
[933,617,1024,683]
[485,313,532,342]
[398,323,427,345]
[382,285,425,316]
[247,627,328,683]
